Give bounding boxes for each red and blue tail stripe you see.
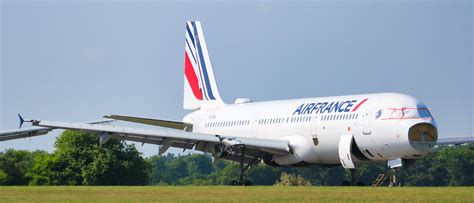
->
[183,21,224,109]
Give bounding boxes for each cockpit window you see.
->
[382,108,433,120]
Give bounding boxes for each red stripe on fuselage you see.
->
[352,98,368,112]
[185,52,202,100]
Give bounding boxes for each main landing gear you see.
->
[227,145,261,186]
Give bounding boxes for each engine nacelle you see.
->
[272,135,316,166]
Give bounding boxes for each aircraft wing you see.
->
[0,127,52,141]
[437,137,474,145]
[0,119,114,142]
[25,119,290,156]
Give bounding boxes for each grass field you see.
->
[0,186,472,202]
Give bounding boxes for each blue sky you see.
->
[1,0,472,157]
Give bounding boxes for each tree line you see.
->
[0,130,472,186]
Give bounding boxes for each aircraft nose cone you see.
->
[408,123,438,152]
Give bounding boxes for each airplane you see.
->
[0,21,471,185]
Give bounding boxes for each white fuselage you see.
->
[184,93,437,166]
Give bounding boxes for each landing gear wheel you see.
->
[228,180,239,186]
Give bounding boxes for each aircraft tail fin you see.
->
[183,21,225,110]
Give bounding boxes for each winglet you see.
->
[18,114,25,129]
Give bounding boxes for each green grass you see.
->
[0,186,472,202]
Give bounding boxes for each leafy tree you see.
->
[2,138,470,186]
[147,154,173,185]
[247,164,281,185]
[146,144,474,186]
[0,149,38,185]
[27,151,56,185]
[401,144,474,186]
[28,130,149,185]
[275,172,311,186]
[0,169,7,185]
[212,161,239,185]
[437,145,474,186]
